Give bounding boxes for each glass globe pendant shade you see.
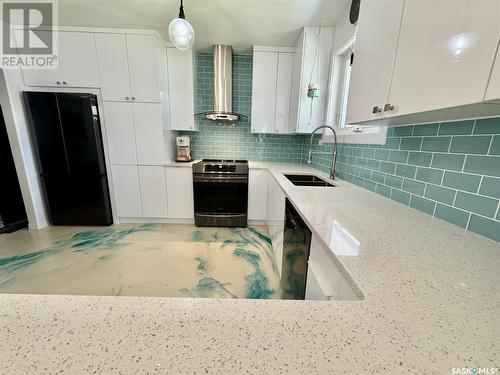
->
[169,18,194,50]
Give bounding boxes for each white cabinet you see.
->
[305,235,358,301]
[485,39,500,102]
[251,51,278,133]
[133,103,164,165]
[58,32,100,87]
[251,50,293,134]
[266,173,286,276]
[166,48,196,131]
[346,0,500,126]
[289,27,333,133]
[275,53,293,133]
[126,34,161,103]
[346,0,403,124]
[138,166,168,218]
[165,167,194,219]
[103,102,164,165]
[95,33,160,102]
[103,102,137,165]
[248,169,268,221]
[111,165,142,217]
[388,0,500,117]
[95,33,132,101]
[22,31,99,87]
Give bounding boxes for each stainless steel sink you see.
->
[284,174,335,187]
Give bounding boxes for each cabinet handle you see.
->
[372,106,383,114]
[125,97,130,100]
[384,103,395,112]
[62,81,67,85]
[56,81,61,85]
[131,97,136,100]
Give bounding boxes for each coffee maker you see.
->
[175,136,192,162]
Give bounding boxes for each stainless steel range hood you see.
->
[204,45,241,121]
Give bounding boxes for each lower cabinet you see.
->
[165,167,194,219]
[138,166,168,218]
[248,169,268,221]
[111,165,142,217]
[305,235,358,300]
[266,173,286,276]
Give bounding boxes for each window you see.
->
[324,37,354,130]
[323,36,386,145]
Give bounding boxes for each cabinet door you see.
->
[132,102,164,165]
[103,102,137,165]
[267,174,285,276]
[275,53,293,134]
[58,32,100,87]
[20,31,62,86]
[248,169,268,220]
[111,165,142,217]
[166,48,196,130]
[251,51,278,133]
[346,0,404,124]
[126,34,160,103]
[95,33,131,101]
[289,33,304,133]
[485,39,500,101]
[165,167,194,219]
[388,0,500,116]
[138,166,168,217]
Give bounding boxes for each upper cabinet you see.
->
[346,1,404,124]
[388,0,500,117]
[251,27,332,134]
[251,49,293,134]
[485,39,500,102]
[290,27,333,133]
[22,31,100,88]
[166,47,196,131]
[95,33,160,102]
[346,0,500,126]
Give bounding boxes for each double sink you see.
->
[284,174,335,187]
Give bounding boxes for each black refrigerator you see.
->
[23,92,112,226]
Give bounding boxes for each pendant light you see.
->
[168,0,195,50]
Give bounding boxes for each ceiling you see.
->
[57,0,350,52]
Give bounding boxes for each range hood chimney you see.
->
[205,45,241,121]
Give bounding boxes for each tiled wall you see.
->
[305,118,500,242]
[178,53,304,162]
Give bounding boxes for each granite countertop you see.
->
[1,162,499,374]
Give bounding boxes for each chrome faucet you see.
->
[307,125,338,180]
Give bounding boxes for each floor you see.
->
[0,224,281,299]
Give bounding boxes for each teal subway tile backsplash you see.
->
[304,116,500,242]
[181,52,499,241]
[178,53,304,162]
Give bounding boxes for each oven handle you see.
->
[193,175,248,183]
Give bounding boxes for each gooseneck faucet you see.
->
[307,125,338,180]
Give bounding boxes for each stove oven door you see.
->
[193,174,248,227]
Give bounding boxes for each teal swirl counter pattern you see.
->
[0,224,281,299]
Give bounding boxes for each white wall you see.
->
[0,69,49,229]
[332,13,356,52]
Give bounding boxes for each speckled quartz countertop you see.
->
[1,162,499,374]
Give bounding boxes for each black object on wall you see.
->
[0,106,28,233]
[23,92,113,226]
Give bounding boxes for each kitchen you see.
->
[0,0,499,373]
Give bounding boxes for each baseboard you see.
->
[117,217,195,224]
[248,220,268,226]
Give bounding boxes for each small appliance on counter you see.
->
[175,136,192,162]
[193,159,248,227]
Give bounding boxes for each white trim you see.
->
[253,45,295,53]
